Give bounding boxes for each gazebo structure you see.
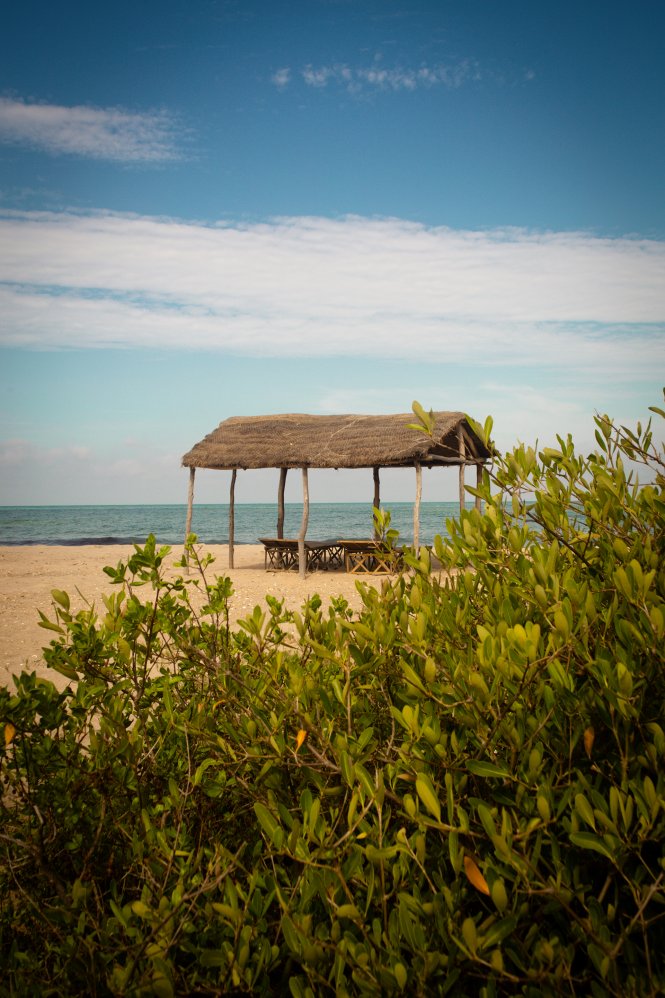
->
[181,411,492,576]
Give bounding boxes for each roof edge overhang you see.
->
[181,412,493,471]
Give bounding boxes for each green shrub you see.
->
[1,400,664,996]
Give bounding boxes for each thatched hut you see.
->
[182,411,491,575]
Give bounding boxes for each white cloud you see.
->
[0,438,37,467]
[0,210,663,380]
[0,437,186,503]
[357,60,479,91]
[0,438,91,467]
[271,67,291,89]
[282,60,482,93]
[0,96,182,162]
[302,65,334,88]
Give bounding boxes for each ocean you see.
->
[0,503,471,547]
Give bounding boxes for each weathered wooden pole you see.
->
[458,425,466,516]
[228,469,237,569]
[298,467,309,579]
[277,467,287,538]
[373,466,381,538]
[414,462,422,555]
[185,467,196,539]
[476,463,483,512]
[184,467,196,568]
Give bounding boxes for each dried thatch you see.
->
[182,412,491,471]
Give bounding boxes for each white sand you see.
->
[0,543,381,688]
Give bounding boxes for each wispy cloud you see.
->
[0,96,182,162]
[0,210,663,382]
[275,60,482,94]
[0,438,91,467]
[271,67,292,89]
[0,437,184,503]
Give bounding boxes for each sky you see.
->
[1,0,664,506]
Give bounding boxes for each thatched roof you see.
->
[182,412,491,471]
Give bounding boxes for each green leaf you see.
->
[569,832,616,862]
[394,963,408,990]
[193,758,218,787]
[484,914,518,947]
[199,950,227,968]
[109,899,129,928]
[400,660,427,695]
[365,844,399,862]
[490,880,509,914]
[281,915,302,955]
[50,661,80,680]
[253,802,282,846]
[477,803,497,838]
[339,750,355,787]
[51,589,70,611]
[415,773,441,822]
[37,610,64,634]
[409,400,435,434]
[466,760,512,780]
[574,793,596,831]
[461,917,477,953]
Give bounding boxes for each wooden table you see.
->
[338,540,403,574]
[259,538,344,572]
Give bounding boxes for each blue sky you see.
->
[1,0,663,505]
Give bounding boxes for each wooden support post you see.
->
[277,468,287,538]
[458,425,466,516]
[228,469,237,569]
[298,467,309,579]
[373,466,380,538]
[184,467,195,568]
[476,463,483,512]
[414,462,422,555]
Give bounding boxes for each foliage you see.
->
[372,506,399,548]
[1,399,664,996]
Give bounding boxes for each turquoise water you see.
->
[0,503,471,546]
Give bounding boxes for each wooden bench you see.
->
[259,538,344,572]
[338,539,403,575]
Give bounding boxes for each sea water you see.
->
[0,503,473,547]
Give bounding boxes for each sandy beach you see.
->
[0,543,381,689]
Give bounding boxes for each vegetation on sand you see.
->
[1,398,664,996]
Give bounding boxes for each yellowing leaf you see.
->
[295,729,307,752]
[554,611,570,639]
[463,854,490,895]
[461,916,477,952]
[394,962,408,990]
[584,726,595,758]
[574,793,596,831]
[415,773,441,822]
[4,723,16,747]
[491,879,509,912]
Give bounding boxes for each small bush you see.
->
[1,401,664,996]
